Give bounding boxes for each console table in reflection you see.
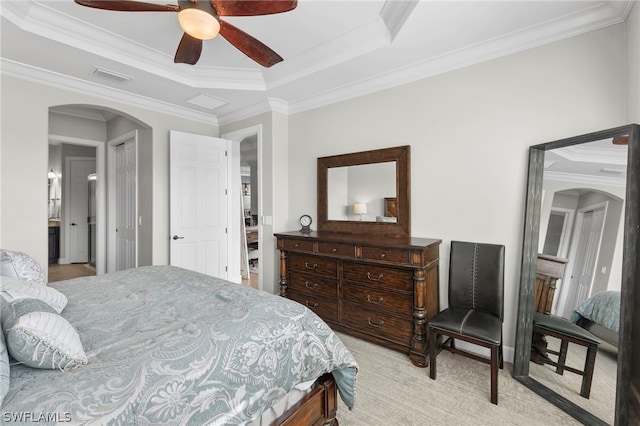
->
[535,253,568,315]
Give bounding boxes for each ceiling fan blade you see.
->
[612,136,629,145]
[74,0,179,12]
[218,20,282,67]
[174,33,203,65]
[212,0,297,16]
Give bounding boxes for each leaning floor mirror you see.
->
[513,124,639,425]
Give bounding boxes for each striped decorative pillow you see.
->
[0,276,67,313]
[1,298,87,370]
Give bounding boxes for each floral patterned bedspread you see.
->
[1,266,357,425]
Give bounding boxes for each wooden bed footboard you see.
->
[272,373,339,426]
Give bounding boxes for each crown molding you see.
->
[2,0,633,127]
[544,171,627,188]
[551,144,627,166]
[1,59,218,125]
[1,1,266,91]
[265,16,391,90]
[282,0,630,116]
[380,0,418,41]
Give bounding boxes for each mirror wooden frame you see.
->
[513,124,639,425]
[317,145,411,236]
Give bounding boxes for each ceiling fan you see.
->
[74,0,297,67]
[612,136,629,145]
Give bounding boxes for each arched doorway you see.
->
[47,104,151,281]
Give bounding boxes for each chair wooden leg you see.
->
[490,345,498,405]
[499,341,504,369]
[429,327,437,380]
[556,339,568,375]
[581,345,597,399]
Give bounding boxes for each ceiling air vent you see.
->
[186,94,226,110]
[93,67,133,84]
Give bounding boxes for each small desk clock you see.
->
[299,214,312,233]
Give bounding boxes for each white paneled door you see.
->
[115,140,137,271]
[170,131,229,278]
[67,158,96,263]
[561,205,606,318]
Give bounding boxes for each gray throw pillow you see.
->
[1,298,87,370]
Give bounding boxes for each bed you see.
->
[0,261,358,425]
[572,290,620,348]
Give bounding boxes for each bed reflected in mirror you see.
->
[528,139,627,424]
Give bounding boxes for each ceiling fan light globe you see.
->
[178,9,220,40]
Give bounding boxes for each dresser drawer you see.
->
[343,284,412,316]
[289,290,339,322]
[361,246,410,264]
[342,302,412,344]
[282,238,314,252]
[289,272,338,299]
[289,253,338,277]
[343,262,413,292]
[318,242,356,258]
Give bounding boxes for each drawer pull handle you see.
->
[379,253,386,258]
[366,272,384,281]
[367,318,384,327]
[306,301,318,309]
[305,281,318,289]
[366,294,384,304]
[294,243,301,248]
[304,262,318,270]
[332,248,338,252]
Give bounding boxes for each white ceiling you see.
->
[545,138,628,187]
[0,0,634,127]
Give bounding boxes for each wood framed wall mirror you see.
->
[317,145,410,236]
[513,124,639,425]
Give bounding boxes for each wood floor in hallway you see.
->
[48,263,96,283]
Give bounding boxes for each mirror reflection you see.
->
[327,162,397,222]
[47,169,61,220]
[529,137,627,424]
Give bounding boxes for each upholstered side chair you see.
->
[428,241,505,404]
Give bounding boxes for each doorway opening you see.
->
[47,104,148,282]
[223,126,262,290]
[240,135,258,289]
[48,142,98,282]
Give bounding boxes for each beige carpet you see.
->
[335,332,588,426]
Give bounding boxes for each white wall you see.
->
[628,2,640,122]
[285,23,629,356]
[0,76,218,270]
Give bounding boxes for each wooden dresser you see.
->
[275,231,441,367]
[535,253,568,314]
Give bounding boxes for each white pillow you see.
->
[0,276,67,313]
[0,249,46,286]
[1,298,87,370]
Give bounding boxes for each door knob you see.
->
[70,223,77,226]
[172,235,184,240]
